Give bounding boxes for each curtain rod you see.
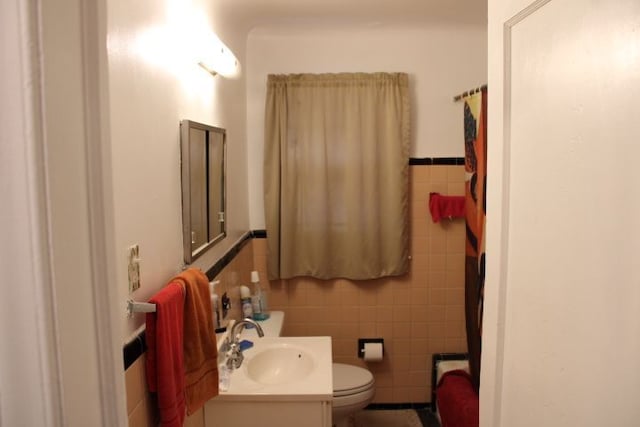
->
[453,84,487,102]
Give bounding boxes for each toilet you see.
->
[332,363,375,427]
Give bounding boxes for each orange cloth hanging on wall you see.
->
[172,268,219,415]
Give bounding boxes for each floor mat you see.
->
[353,409,424,427]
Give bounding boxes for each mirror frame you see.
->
[180,120,227,264]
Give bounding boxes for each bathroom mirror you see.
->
[180,120,226,264]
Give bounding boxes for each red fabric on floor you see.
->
[436,370,479,427]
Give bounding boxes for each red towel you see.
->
[145,283,186,427]
[429,192,465,223]
[172,268,219,414]
[436,370,479,427]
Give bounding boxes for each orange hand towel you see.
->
[145,282,186,427]
[172,268,219,414]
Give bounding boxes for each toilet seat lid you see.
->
[333,363,374,395]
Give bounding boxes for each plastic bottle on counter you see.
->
[209,280,221,330]
[250,271,269,321]
[240,285,253,320]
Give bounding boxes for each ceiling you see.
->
[218,0,487,31]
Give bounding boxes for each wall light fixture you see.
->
[198,34,241,79]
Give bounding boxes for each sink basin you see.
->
[216,336,332,399]
[245,343,315,385]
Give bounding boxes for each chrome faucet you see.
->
[224,318,264,369]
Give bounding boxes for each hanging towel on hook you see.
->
[172,268,219,415]
[145,282,186,427]
[429,192,465,222]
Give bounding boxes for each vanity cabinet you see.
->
[204,399,331,427]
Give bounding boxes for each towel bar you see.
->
[126,299,156,317]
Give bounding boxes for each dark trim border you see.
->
[123,331,146,370]
[430,352,469,410]
[366,402,431,411]
[203,232,252,281]
[409,157,465,166]
[251,229,267,239]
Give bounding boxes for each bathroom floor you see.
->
[415,408,441,427]
[350,408,440,427]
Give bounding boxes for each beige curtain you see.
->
[264,72,410,280]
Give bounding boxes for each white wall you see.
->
[106,0,251,340]
[246,24,487,229]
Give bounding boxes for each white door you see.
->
[482,1,640,426]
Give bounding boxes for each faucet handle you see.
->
[225,341,244,369]
[220,330,237,353]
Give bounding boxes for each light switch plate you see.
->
[128,244,140,293]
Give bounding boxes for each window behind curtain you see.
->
[264,72,410,280]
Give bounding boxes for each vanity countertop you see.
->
[215,336,333,401]
[213,310,333,401]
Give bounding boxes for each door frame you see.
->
[0,0,125,425]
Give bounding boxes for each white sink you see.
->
[245,342,315,385]
[206,314,333,427]
[217,336,332,401]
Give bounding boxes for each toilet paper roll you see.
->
[363,342,383,362]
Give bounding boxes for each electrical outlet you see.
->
[128,244,141,293]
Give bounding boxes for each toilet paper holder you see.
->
[357,338,384,358]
